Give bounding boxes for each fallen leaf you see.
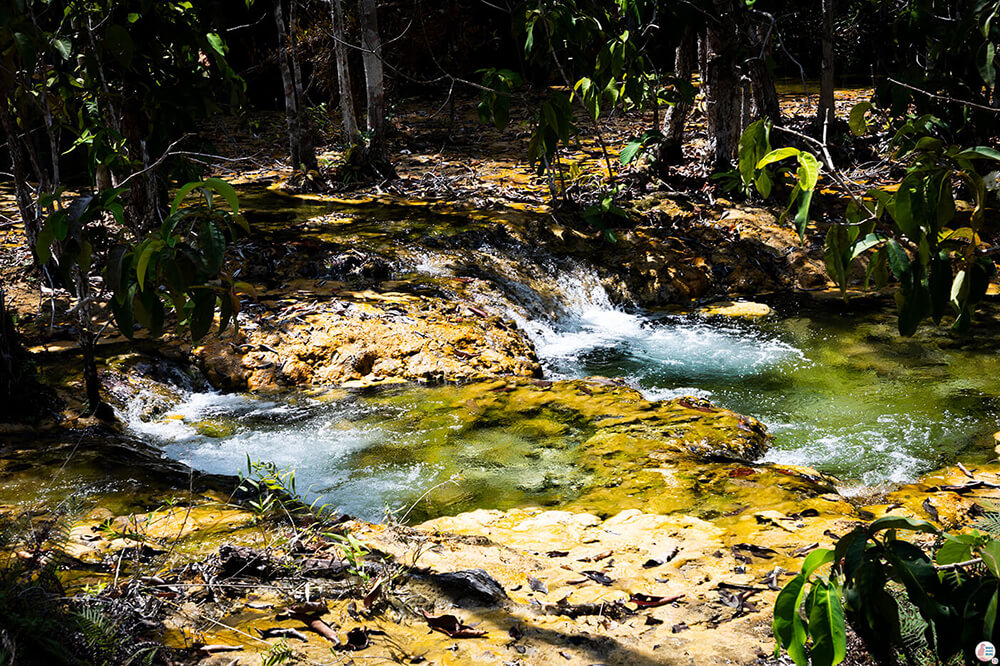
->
[339,627,370,651]
[422,612,487,638]
[628,593,684,607]
[528,576,548,594]
[257,627,308,642]
[581,570,614,586]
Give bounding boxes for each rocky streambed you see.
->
[3,184,1000,664]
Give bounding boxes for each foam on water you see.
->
[128,251,1000,516]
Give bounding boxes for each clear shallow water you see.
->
[533,305,999,488]
[130,294,1000,520]
[127,187,1000,518]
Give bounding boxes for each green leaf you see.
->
[980,41,997,86]
[867,515,938,536]
[773,574,809,666]
[937,534,978,566]
[52,37,72,60]
[955,146,1000,161]
[806,579,847,666]
[189,289,216,340]
[865,246,889,291]
[619,140,644,165]
[985,588,999,638]
[802,548,836,578]
[200,219,225,274]
[887,540,949,621]
[885,240,912,281]
[136,240,164,289]
[982,540,1000,578]
[824,225,850,295]
[757,147,800,169]
[849,102,874,136]
[171,181,204,215]
[206,32,226,56]
[204,178,239,213]
[793,186,814,240]
[13,32,36,67]
[35,221,56,266]
[851,233,886,260]
[796,152,821,191]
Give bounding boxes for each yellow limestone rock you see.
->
[697,300,772,318]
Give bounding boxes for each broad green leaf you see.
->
[136,240,164,289]
[189,289,216,340]
[619,140,644,165]
[885,239,912,281]
[824,226,850,295]
[955,146,1000,161]
[937,534,978,566]
[794,186,814,240]
[982,540,1000,578]
[796,152,820,191]
[851,233,885,260]
[849,102,874,136]
[986,588,999,638]
[867,515,938,536]
[200,220,225,274]
[757,147,800,169]
[204,178,239,213]
[802,548,836,578]
[887,540,949,621]
[52,37,72,60]
[104,24,134,67]
[980,41,997,86]
[35,222,55,265]
[206,32,226,56]
[772,574,808,666]
[806,579,847,666]
[865,246,889,290]
[171,181,204,215]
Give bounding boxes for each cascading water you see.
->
[122,198,1000,519]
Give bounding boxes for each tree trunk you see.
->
[0,98,42,255]
[329,0,360,145]
[747,25,780,124]
[704,0,744,171]
[0,286,30,422]
[274,0,317,172]
[288,0,318,172]
[358,0,388,169]
[659,29,697,165]
[818,0,836,125]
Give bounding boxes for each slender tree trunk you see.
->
[818,0,836,125]
[274,0,317,172]
[659,29,697,165]
[329,0,360,144]
[705,0,744,170]
[747,24,780,124]
[288,0,317,172]
[0,98,42,255]
[358,0,387,168]
[0,286,31,422]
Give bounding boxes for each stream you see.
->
[118,188,1000,522]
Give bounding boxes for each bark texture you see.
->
[659,30,697,165]
[330,0,360,144]
[359,0,387,166]
[818,0,836,125]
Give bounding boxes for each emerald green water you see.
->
[124,299,1000,521]
[117,186,1000,518]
